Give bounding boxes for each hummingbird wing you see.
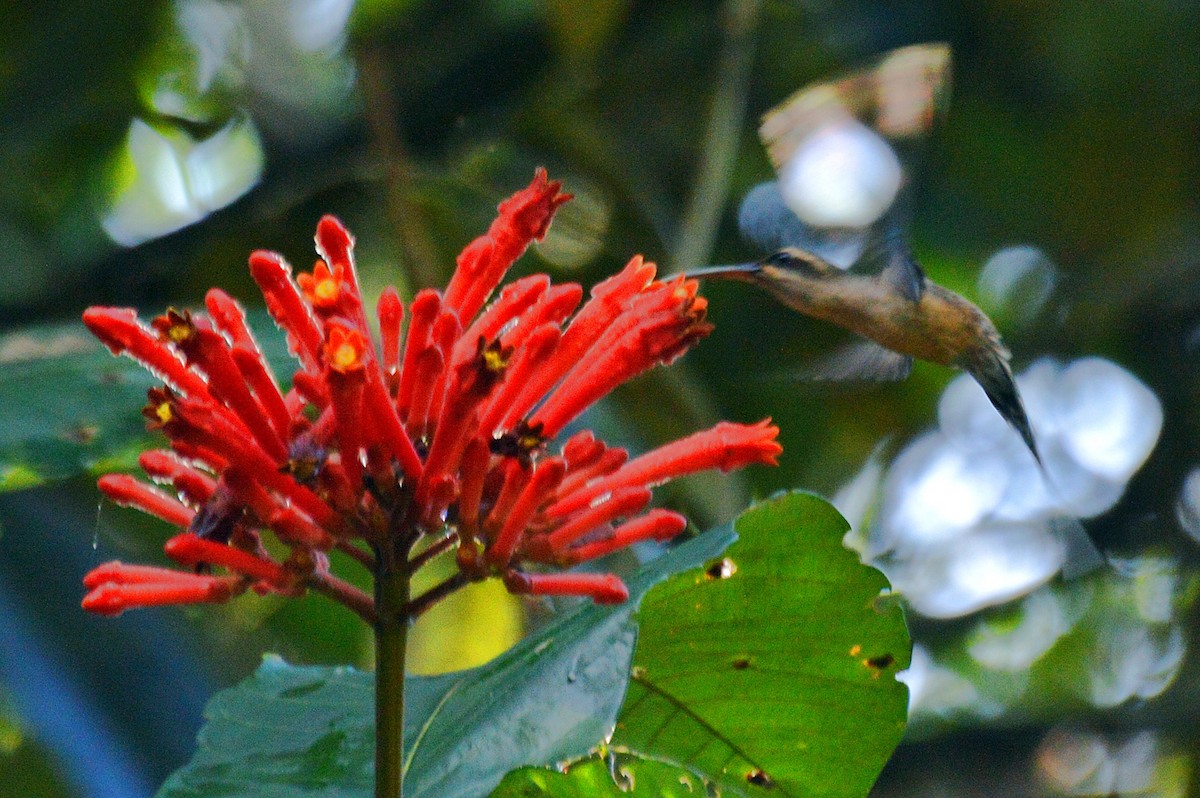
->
[803,338,914,383]
[737,181,814,254]
[875,225,927,302]
[737,181,870,267]
[740,44,952,272]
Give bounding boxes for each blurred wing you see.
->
[801,338,913,383]
[737,181,870,266]
[747,335,912,386]
[759,43,951,171]
[740,43,951,269]
[872,224,927,301]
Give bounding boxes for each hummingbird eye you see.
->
[763,250,795,268]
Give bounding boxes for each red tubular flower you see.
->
[98,474,195,528]
[249,251,324,372]
[377,287,404,378]
[487,459,566,567]
[503,571,629,605]
[164,533,289,588]
[563,509,688,565]
[394,289,442,417]
[83,307,210,398]
[454,274,549,367]
[546,419,782,518]
[82,565,239,616]
[82,169,780,621]
[443,168,572,323]
[539,485,653,556]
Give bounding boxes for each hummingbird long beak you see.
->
[680,262,763,282]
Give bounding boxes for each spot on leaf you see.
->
[863,652,895,678]
[731,656,753,671]
[746,768,776,788]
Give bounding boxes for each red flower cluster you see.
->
[81,170,781,621]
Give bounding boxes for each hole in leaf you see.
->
[704,557,737,579]
[872,590,901,614]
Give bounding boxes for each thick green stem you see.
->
[375,541,411,798]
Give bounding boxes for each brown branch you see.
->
[404,572,469,622]
[308,570,376,624]
[357,46,444,290]
[408,533,458,571]
[337,539,377,570]
[668,0,765,274]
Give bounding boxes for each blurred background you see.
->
[1,1,1198,796]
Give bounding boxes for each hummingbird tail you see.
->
[966,349,1042,467]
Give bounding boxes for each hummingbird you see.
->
[685,42,1042,466]
[685,243,1042,466]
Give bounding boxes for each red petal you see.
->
[165,533,289,586]
[98,473,195,528]
[487,458,566,567]
[503,570,628,604]
[548,419,781,517]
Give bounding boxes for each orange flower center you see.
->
[313,277,339,304]
[332,342,361,371]
[326,326,367,373]
[300,260,342,309]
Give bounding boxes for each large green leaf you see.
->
[0,314,293,491]
[611,491,910,798]
[155,524,735,798]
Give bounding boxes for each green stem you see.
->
[375,540,411,798]
[667,0,764,274]
[357,46,444,291]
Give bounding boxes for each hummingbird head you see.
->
[682,247,839,284]
[758,248,838,280]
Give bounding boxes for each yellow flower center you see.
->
[314,278,339,304]
[167,323,192,344]
[482,346,508,373]
[155,402,173,424]
[332,342,361,371]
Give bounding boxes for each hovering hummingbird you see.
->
[686,43,1042,466]
[687,245,1041,465]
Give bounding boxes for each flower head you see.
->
[81,169,781,620]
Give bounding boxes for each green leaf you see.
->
[0,314,292,491]
[156,526,735,798]
[613,491,910,798]
[494,752,703,797]
[0,323,153,490]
